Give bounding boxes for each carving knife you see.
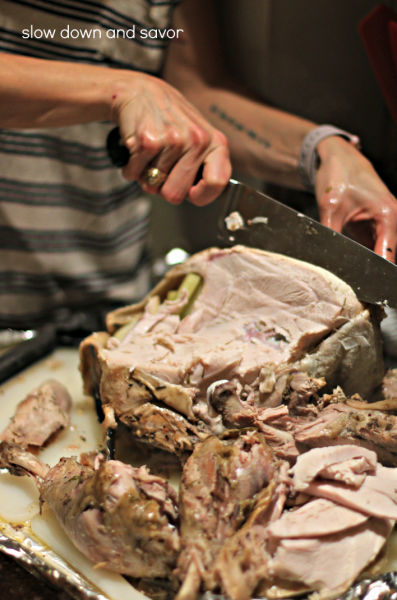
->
[107,127,397,307]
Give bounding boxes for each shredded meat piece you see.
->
[294,403,397,466]
[0,440,180,578]
[175,430,275,600]
[212,462,290,600]
[40,458,180,577]
[0,379,72,449]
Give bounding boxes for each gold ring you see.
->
[144,167,167,187]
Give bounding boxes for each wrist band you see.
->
[298,125,361,192]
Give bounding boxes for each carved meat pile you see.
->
[3,372,397,600]
[80,246,384,458]
[5,246,396,600]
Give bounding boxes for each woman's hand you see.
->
[315,136,397,262]
[111,73,231,206]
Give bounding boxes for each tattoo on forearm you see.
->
[210,105,271,148]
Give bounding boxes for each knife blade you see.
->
[216,179,397,307]
[106,126,397,307]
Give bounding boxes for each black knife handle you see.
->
[106,126,204,184]
[107,126,130,168]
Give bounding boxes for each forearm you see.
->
[181,81,315,188]
[163,0,316,188]
[0,52,138,129]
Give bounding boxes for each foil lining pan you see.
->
[1,512,397,600]
[201,574,397,600]
[0,519,109,600]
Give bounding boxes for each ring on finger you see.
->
[144,167,168,187]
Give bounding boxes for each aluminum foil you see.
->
[1,409,392,600]
[199,574,397,600]
[1,515,397,600]
[339,573,397,600]
[0,519,110,600]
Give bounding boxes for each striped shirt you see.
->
[0,0,180,328]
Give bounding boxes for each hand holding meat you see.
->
[315,136,397,261]
[112,73,231,206]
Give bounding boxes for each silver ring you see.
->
[144,167,167,187]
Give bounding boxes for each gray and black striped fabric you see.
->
[0,0,180,327]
